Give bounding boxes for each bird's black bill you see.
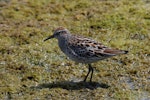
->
[44,35,54,41]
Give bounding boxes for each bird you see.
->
[44,27,128,82]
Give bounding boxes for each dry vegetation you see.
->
[0,0,150,99]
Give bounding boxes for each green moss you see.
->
[0,0,149,99]
[114,90,137,100]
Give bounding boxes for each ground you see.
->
[0,0,150,99]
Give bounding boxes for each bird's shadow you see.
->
[31,81,110,90]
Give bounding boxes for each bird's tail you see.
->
[103,49,128,55]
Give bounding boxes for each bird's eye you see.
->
[55,32,60,36]
[57,31,61,34]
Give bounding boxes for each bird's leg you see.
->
[89,64,94,82]
[83,64,91,82]
[83,64,93,82]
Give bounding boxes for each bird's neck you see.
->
[58,36,68,54]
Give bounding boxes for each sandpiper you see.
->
[44,27,128,82]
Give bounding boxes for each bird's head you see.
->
[44,27,70,41]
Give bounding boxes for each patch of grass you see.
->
[0,0,150,99]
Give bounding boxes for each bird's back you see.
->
[61,34,127,64]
